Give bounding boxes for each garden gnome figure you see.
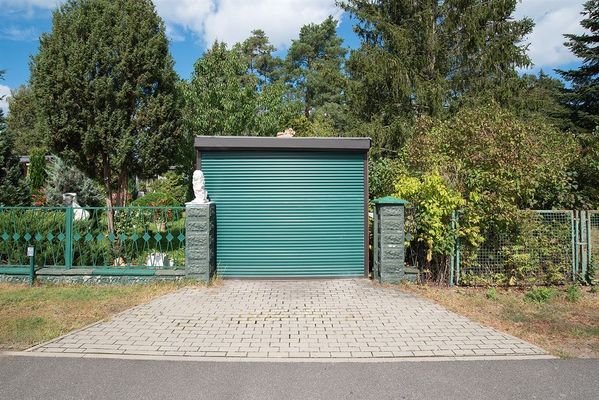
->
[189,170,209,204]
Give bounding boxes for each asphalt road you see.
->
[0,356,597,400]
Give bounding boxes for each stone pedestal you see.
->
[373,197,408,284]
[185,202,216,281]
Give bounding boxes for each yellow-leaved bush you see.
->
[395,172,467,262]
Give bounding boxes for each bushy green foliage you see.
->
[6,85,48,156]
[44,157,104,207]
[0,107,30,206]
[524,287,556,304]
[28,147,47,191]
[486,287,498,301]
[572,129,599,208]
[406,104,578,226]
[395,172,466,261]
[368,158,403,200]
[130,192,178,207]
[565,285,583,303]
[0,209,65,266]
[147,172,188,206]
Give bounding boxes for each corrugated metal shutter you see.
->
[200,151,365,277]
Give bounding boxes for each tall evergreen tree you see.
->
[285,16,347,118]
[30,0,181,210]
[339,0,533,148]
[557,0,599,131]
[6,85,48,155]
[0,71,30,206]
[236,30,283,87]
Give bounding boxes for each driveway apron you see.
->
[29,280,547,359]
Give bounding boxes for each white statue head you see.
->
[191,170,208,204]
[193,170,205,190]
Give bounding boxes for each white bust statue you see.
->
[189,170,209,204]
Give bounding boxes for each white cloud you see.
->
[0,85,11,115]
[200,0,341,48]
[0,26,38,41]
[515,0,586,69]
[1,0,340,48]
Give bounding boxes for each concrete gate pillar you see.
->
[185,202,216,281]
[372,197,408,283]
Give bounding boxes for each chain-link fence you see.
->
[457,210,575,286]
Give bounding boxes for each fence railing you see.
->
[452,210,597,286]
[0,206,186,275]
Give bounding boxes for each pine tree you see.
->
[557,0,599,131]
[236,30,283,87]
[285,16,347,119]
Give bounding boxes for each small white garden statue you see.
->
[188,170,209,204]
[63,193,90,221]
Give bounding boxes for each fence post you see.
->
[455,215,461,286]
[572,210,579,281]
[28,246,36,285]
[65,206,74,269]
[449,210,456,287]
[580,210,588,281]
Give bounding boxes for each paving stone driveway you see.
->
[31,280,547,359]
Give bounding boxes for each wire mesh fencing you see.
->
[457,210,575,286]
[588,211,599,281]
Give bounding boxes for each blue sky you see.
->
[0,0,587,114]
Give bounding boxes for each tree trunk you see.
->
[103,155,114,233]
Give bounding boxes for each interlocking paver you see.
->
[30,279,547,359]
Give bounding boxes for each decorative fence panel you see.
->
[0,207,67,273]
[0,206,185,276]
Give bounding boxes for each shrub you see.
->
[369,157,403,200]
[147,171,188,206]
[565,285,582,303]
[28,147,47,191]
[130,192,178,207]
[44,157,104,207]
[0,122,30,206]
[524,287,556,304]
[486,287,498,301]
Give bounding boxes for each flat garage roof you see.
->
[195,136,371,152]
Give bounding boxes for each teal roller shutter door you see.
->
[201,151,365,277]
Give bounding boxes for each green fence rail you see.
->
[0,206,186,275]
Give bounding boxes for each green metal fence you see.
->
[455,210,576,286]
[0,206,185,276]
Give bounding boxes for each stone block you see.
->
[185,202,216,281]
